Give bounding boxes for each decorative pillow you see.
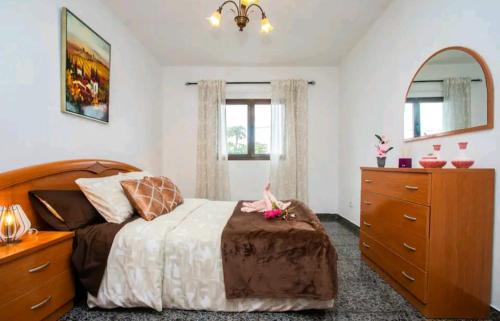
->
[75,171,151,224]
[120,179,168,221]
[145,176,184,210]
[120,176,183,221]
[29,190,104,231]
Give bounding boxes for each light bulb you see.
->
[207,10,221,27]
[260,17,273,34]
[5,213,13,226]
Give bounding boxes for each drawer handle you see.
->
[403,242,417,252]
[363,221,372,227]
[405,185,419,191]
[401,271,416,282]
[364,179,373,183]
[363,201,372,205]
[28,261,51,273]
[30,296,52,310]
[362,242,371,249]
[403,214,417,221]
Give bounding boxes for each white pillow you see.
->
[76,171,152,223]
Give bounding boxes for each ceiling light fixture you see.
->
[208,0,273,33]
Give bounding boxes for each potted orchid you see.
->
[375,134,394,168]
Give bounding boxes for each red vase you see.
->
[419,144,447,168]
[452,142,474,168]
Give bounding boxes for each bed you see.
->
[0,159,337,312]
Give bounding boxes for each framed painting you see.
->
[61,8,111,123]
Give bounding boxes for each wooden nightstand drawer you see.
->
[0,269,74,321]
[0,238,72,304]
[362,170,431,205]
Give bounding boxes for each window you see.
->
[404,97,444,138]
[226,99,271,160]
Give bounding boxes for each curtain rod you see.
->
[185,81,316,86]
[413,79,482,83]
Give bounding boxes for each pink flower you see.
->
[264,209,282,219]
[374,134,394,157]
[375,145,387,157]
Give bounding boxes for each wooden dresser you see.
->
[0,231,75,321]
[360,167,494,319]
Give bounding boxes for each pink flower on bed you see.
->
[264,209,282,220]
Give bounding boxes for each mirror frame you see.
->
[404,46,494,142]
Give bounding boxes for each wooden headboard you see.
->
[0,159,140,228]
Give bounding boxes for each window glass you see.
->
[420,102,443,136]
[404,103,414,139]
[254,104,271,154]
[226,105,248,155]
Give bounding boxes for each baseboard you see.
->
[317,213,360,236]
[316,213,337,221]
[334,214,360,235]
[490,306,500,318]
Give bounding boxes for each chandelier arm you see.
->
[219,0,241,15]
[245,3,266,17]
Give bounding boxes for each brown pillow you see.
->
[120,176,183,221]
[120,179,166,221]
[29,190,104,231]
[145,176,183,209]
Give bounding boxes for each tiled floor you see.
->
[61,220,499,321]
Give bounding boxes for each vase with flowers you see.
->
[375,134,394,168]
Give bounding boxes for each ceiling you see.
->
[104,0,392,66]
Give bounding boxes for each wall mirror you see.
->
[404,47,493,141]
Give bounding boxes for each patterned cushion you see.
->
[145,176,183,210]
[121,177,183,221]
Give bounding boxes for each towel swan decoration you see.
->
[241,183,291,213]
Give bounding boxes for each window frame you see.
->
[226,99,271,161]
[405,97,444,138]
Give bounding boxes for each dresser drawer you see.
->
[0,269,74,321]
[361,189,429,232]
[361,212,428,269]
[360,231,427,303]
[0,239,72,304]
[362,170,431,205]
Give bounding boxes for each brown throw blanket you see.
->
[221,201,338,300]
[72,218,135,296]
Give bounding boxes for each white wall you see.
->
[162,67,339,213]
[0,0,162,173]
[338,0,500,308]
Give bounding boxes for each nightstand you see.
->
[0,231,75,321]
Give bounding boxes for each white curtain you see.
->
[443,77,471,131]
[270,80,308,203]
[195,80,230,200]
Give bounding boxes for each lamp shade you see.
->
[260,17,273,33]
[241,0,259,6]
[208,10,222,27]
[0,205,31,243]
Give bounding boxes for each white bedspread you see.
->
[88,199,335,312]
